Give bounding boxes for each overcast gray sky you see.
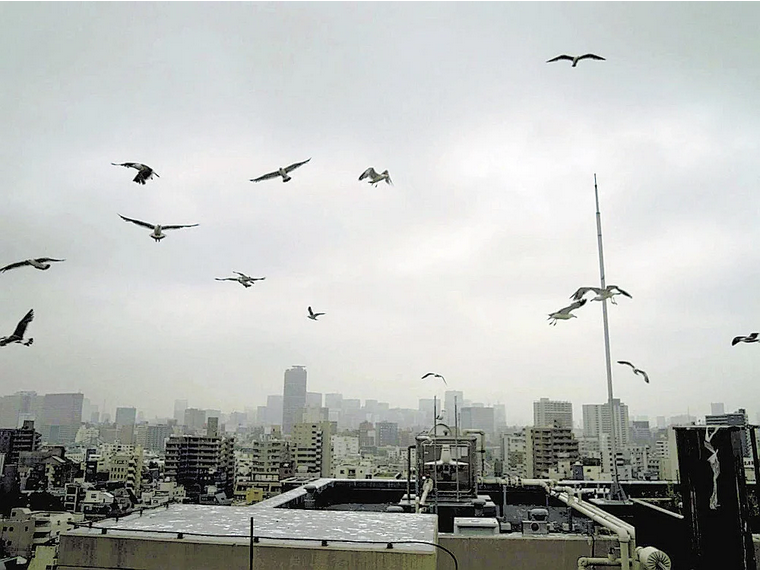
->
[1,2,759,426]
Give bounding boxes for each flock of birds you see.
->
[0,157,391,348]
[2,51,758,404]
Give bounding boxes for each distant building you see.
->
[460,407,495,434]
[144,424,172,453]
[0,391,41,429]
[306,392,323,408]
[0,420,41,465]
[39,393,84,444]
[533,398,573,430]
[282,366,307,435]
[173,399,188,424]
[525,426,580,479]
[324,393,343,410]
[444,391,464,426]
[706,408,751,456]
[582,399,630,445]
[165,433,235,501]
[710,402,725,416]
[376,422,399,447]
[292,422,331,477]
[115,407,136,428]
[183,408,206,433]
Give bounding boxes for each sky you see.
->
[1,2,759,427]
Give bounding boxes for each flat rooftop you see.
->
[67,504,438,552]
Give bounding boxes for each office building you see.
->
[525,426,580,478]
[444,391,464,425]
[183,408,206,433]
[533,398,573,430]
[39,393,84,444]
[0,391,41,429]
[710,403,725,416]
[282,366,307,435]
[306,392,323,408]
[460,406,495,434]
[376,422,399,447]
[706,408,751,456]
[173,400,188,424]
[115,407,136,427]
[582,399,630,445]
[325,393,343,410]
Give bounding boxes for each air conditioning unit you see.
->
[522,520,549,535]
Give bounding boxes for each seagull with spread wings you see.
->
[548,298,587,325]
[118,214,199,242]
[250,158,311,183]
[1,258,65,274]
[571,285,632,305]
[111,162,160,185]
[617,360,650,384]
[215,272,265,288]
[422,372,447,385]
[1,309,34,347]
[359,167,393,187]
[546,53,606,67]
[732,332,759,346]
[307,306,325,321]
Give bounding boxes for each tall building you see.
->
[0,391,42,429]
[444,391,464,425]
[39,393,84,444]
[306,392,323,408]
[706,408,751,456]
[710,403,725,416]
[291,421,331,476]
[493,404,507,430]
[376,422,399,447]
[142,424,172,453]
[533,398,573,430]
[165,433,236,501]
[461,407,495,434]
[0,420,41,465]
[265,395,283,427]
[173,400,188,424]
[115,407,136,427]
[183,408,206,433]
[582,399,630,445]
[525,426,580,479]
[325,393,343,410]
[282,366,307,435]
[418,398,439,426]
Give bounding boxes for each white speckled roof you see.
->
[68,505,437,552]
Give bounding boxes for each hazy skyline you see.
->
[2,3,759,426]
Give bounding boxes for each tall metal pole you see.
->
[594,173,628,501]
[455,395,460,502]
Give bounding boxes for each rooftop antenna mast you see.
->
[594,173,628,502]
[455,395,460,502]
[433,395,438,514]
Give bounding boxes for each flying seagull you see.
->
[359,167,393,187]
[0,309,34,347]
[1,258,65,274]
[422,372,447,385]
[617,360,650,384]
[111,162,160,185]
[307,306,325,321]
[571,285,632,305]
[548,298,587,325]
[215,272,266,288]
[732,332,760,346]
[118,214,199,242]
[546,53,606,67]
[250,158,311,183]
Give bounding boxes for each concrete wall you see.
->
[58,534,436,570]
[437,534,617,570]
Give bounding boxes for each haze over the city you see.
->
[1,2,759,425]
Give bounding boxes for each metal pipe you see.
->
[249,517,253,570]
[554,490,634,570]
[462,429,486,486]
[407,444,416,508]
[578,557,621,569]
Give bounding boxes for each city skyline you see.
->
[2,3,758,427]
[0,385,755,433]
